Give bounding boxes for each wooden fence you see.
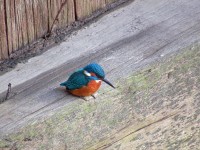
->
[0,0,117,60]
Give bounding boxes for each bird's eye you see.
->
[83,70,91,76]
[90,73,97,77]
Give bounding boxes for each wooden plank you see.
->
[105,0,117,4]
[51,0,72,29]
[0,0,200,144]
[8,0,19,52]
[4,0,12,55]
[75,0,106,20]
[0,45,200,149]
[91,0,106,12]
[24,0,36,44]
[48,0,60,32]
[39,0,49,36]
[67,0,75,25]
[0,0,8,59]
[15,0,29,48]
[31,0,47,38]
[0,0,123,60]
[74,0,84,20]
[15,0,23,49]
[58,0,68,28]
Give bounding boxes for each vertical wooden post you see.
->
[74,0,106,20]
[0,0,8,60]
[24,0,36,44]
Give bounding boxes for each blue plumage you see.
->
[84,63,105,78]
[60,69,98,90]
[60,63,115,94]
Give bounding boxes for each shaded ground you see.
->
[0,43,199,150]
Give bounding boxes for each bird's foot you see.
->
[81,93,98,101]
[82,96,91,101]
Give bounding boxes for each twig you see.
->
[4,83,11,101]
[47,0,68,37]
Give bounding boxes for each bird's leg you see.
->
[91,93,98,99]
[91,94,96,99]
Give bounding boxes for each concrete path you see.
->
[0,0,200,137]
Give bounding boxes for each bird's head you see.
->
[83,63,115,88]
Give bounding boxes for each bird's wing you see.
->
[60,70,89,90]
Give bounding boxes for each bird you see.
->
[60,63,115,98]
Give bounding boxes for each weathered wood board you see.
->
[0,43,200,150]
[0,0,8,60]
[0,0,128,60]
[0,0,200,149]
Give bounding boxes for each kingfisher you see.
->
[60,63,115,98]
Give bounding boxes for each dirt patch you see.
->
[0,0,133,76]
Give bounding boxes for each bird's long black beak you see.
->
[102,78,115,89]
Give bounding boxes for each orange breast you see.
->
[69,80,101,97]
